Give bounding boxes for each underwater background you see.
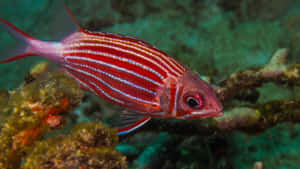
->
[0,0,300,169]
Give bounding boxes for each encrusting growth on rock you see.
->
[0,62,83,169]
[0,62,128,169]
[21,122,127,169]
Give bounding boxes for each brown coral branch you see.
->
[216,48,300,103]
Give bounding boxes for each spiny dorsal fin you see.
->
[46,0,81,40]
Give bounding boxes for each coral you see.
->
[21,122,127,169]
[217,48,299,103]
[0,62,83,169]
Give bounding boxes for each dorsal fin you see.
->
[63,3,82,31]
[44,0,81,40]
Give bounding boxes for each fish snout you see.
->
[206,100,223,117]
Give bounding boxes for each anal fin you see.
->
[117,111,151,136]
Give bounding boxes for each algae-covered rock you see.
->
[0,62,128,169]
[22,122,127,169]
[0,62,83,169]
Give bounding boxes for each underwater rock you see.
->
[0,62,128,169]
[21,122,127,169]
[0,63,83,169]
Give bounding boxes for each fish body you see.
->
[61,31,184,115]
[0,6,223,135]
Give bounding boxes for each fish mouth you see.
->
[181,110,223,119]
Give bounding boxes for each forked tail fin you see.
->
[0,18,37,63]
[0,1,81,64]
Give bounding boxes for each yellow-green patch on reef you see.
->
[22,122,127,169]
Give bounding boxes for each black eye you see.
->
[186,97,199,108]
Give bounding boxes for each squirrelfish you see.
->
[0,4,223,135]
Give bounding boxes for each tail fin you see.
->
[0,1,81,64]
[0,18,36,63]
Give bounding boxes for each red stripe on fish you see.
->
[71,39,183,77]
[80,31,186,75]
[65,43,169,78]
[66,62,156,100]
[65,56,161,92]
[64,66,125,104]
[64,64,161,112]
[63,49,164,84]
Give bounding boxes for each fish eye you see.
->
[185,95,203,109]
[186,97,199,108]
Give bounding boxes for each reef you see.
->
[1,0,300,169]
[22,122,127,169]
[0,62,127,169]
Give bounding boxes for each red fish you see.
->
[0,5,223,135]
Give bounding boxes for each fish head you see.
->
[174,71,223,119]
